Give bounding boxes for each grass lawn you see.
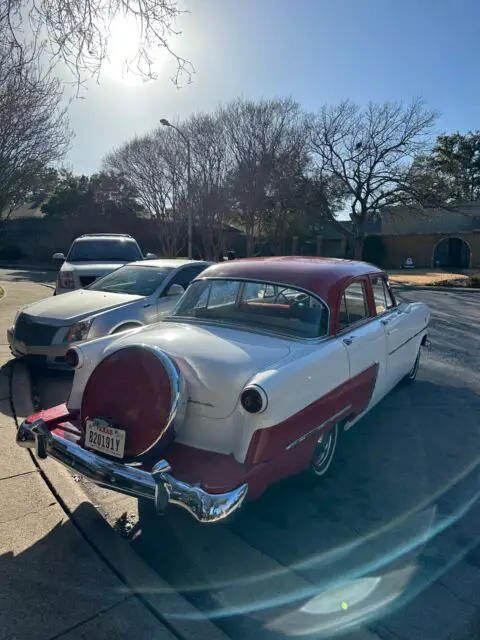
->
[388,269,480,287]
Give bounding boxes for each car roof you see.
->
[127,259,213,268]
[73,234,137,242]
[199,257,384,306]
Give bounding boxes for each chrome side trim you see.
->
[285,404,352,451]
[388,325,429,356]
[17,419,248,524]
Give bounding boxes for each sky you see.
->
[65,0,480,174]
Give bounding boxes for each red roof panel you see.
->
[199,257,383,307]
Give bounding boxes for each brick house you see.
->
[313,205,479,269]
[371,204,480,269]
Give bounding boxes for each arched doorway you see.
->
[433,237,471,269]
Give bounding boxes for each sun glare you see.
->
[104,15,168,84]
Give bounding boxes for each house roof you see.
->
[316,218,381,239]
[378,203,480,235]
[3,203,45,219]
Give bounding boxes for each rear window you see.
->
[67,239,142,262]
[170,279,329,339]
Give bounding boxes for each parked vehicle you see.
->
[8,259,212,368]
[53,233,157,295]
[16,257,430,525]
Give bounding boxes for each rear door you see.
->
[370,275,420,387]
[337,278,388,415]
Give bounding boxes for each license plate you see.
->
[85,419,126,459]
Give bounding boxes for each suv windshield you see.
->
[89,265,174,296]
[67,239,142,262]
[170,278,329,338]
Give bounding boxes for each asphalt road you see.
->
[22,281,480,640]
[0,266,57,285]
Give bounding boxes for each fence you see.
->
[0,215,247,261]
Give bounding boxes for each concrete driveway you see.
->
[14,279,480,640]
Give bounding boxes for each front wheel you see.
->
[399,349,421,386]
[310,423,339,477]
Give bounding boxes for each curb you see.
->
[11,360,230,640]
[390,283,479,292]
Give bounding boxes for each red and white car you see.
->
[17,258,430,524]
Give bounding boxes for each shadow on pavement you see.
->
[0,361,15,420]
[0,502,132,640]
[126,379,480,640]
[30,367,74,411]
[0,267,56,285]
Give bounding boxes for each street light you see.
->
[160,118,192,259]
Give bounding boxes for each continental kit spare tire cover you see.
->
[81,345,185,460]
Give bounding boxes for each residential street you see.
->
[2,272,480,640]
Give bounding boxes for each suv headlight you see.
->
[65,318,93,343]
[58,270,75,289]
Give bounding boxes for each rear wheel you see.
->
[310,423,339,477]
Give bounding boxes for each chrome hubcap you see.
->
[312,428,335,472]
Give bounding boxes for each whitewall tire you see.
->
[311,423,339,477]
[400,349,421,386]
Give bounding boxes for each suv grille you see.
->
[79,276,97,287]
[15,314,59,346]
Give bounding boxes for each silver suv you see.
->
[53,234,156,295]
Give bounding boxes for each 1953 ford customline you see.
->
[16,257,430,525]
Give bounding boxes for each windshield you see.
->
[67,239,142,262]
[89,265,174,296]
[171,278,329,338]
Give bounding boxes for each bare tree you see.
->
[222,97,308,256]
[1,0,193,91]
[104,127,187,256]
[183,112,232,259]
[0,43,72,219]
[310,98,437,258]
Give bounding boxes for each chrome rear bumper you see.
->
[17,419,248,523]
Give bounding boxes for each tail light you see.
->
[240,385,268,414]
[65,348,79,368]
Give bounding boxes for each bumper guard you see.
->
[17,419,248,523]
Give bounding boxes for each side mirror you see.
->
[165,284,185,297]
[52,252,65,260]
[145,252,157,260]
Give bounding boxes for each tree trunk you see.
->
[245,232,254,257]
[353,236,364,261]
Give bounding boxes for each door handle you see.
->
[380,318,389,325]
[343,336,355,346]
